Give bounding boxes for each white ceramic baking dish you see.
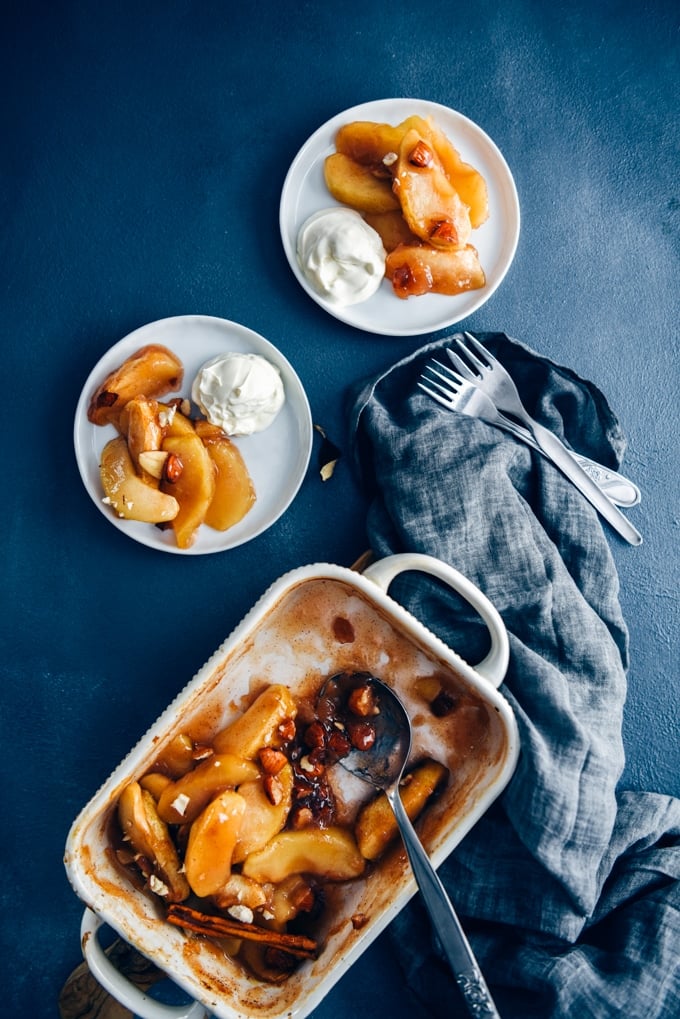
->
[64,553,519,1019]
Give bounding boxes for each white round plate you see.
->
[280,98,520,337]
[74,315,313,555]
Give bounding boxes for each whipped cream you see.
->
[191,353,285,436]
[297,207,386,306]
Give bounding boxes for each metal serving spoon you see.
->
[323,673,502,1019]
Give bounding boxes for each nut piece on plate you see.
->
[87,344,184,428]
[99,436,179,523]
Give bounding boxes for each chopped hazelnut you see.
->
[429,219,458,245]
[290,805,314,829]
[162,452,184,484]
[346,718,376,752]
[409,140,434,167]
[259,747,287,775]
[348,684,380,718]
[277,718,297,744]
[263,774,284,806]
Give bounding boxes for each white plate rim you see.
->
[73,315,313,555]
[280,97,521,337]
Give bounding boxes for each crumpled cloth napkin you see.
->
[349,332,680,1019]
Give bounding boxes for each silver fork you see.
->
[446,333,642,545]
[419,361,641,508]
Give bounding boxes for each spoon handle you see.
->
[387,787,501,1019]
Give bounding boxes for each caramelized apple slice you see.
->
[88,345,184,428]
[160,431,216,548]
[426,120,489,229]
[156,753,259,824]
[161,405,195,437]
[153,733,195,778]
[125,397,163,476]
[231,763,294,863]
[184,789,246,897]
[241,827,365,883]
[212,685,297,759]
[118,781,190,902]
[138,772,173,800]
[334,116,428,167]
[194,420,256,531]
[100,436,179,523]
[385,243,485,299]
[336,116,489,230]
[324,152,399,214]
[393,129,472,249]
[354,758,448,861]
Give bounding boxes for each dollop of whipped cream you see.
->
[191,353,285,436]
[297,207,386,306]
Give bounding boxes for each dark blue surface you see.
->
[2,2,678,1016]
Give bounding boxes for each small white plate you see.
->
[280,98,520,337]
[74,315,313,555]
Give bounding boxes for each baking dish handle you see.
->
[361,553,509,688]
[80,909,208,1019]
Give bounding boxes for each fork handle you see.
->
[489,416,640,507]
[528,419,643,545]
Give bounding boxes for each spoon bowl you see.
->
[321,672,502,1019]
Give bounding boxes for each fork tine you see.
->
[446,346,479,380]
[419,374,455,400]
[417,381,456,409]
[454,336,488,375]
[461,331,498,366]
[424,359,465,388]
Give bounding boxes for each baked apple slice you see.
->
[334,115,428,167]
[323,152,399,214]
[124,397,163,477]
[425,120,489,229]
[184,790,246,897]
[87,344,184,428]
[100,436,179,523]
[393,129,472,250]
[161,431,216,548]
[212,684,297,759]
[385,243,486,299]
[194,420,256,531]
[118,781,189,902]
[241,827,365,883]
[231,763,294,864]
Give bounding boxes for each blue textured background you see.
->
[2,1,678,1015]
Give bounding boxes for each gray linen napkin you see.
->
[349,332,680,1019]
